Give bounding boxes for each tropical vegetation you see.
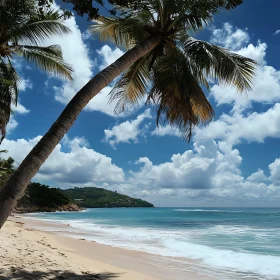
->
[38,0,244,21]
[63,187,154,208]
[17,184,153,212]
[0,0,73,142]
[17,182,75,211]
[0,153,14,188]
[0,0,257,228]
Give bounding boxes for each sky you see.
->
[3,0,280,207]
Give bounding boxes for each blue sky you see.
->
[3,1,280,207]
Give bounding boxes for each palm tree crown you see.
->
[91,0,257,140]
[0,0,257,229]
[0,0,73,141]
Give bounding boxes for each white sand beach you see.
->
[0,216,208,280]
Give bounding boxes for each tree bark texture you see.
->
[0,34,162,228]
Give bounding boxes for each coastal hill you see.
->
[17,183,80,213]
[63,187,154,208]
[16,184,154,212]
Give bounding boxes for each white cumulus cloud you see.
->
[188,24,280,148]
[1,136,125,187]
[6,77,31,134]
[123,138,280,206]
[104,109,152,147]
[6,117,18,135]
[96,45,124,70]
[48,14,93,105]
[151,125,181,137]
[196,103,280,145]
[42,7,124,117]
[211,23,250,50]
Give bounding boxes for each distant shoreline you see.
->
[14,205,157,214]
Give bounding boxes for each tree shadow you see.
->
[0,267,120,279]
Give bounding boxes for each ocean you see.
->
[25,208,280,279]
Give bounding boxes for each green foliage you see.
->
[0,0,73,141]
[0,155,15,188]
[147,48,214,141]
[180,36,257,91]
[38,0,100,20]
[38,0,244,20]
[89,0,256,141]
[18,183,153,210]
[63,187,154,208]
[0,0,73,75]
[18,182,72,208]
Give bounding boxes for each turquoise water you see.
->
[26,208,280,279]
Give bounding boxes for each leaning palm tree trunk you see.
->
[0,34,162,228]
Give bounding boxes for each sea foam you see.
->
[25,208,280,279]
[59,220,280,278]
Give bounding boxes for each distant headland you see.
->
[16,183,154,213]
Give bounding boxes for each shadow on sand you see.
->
[0,268,120,279]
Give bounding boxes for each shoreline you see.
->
[1,215,209,280]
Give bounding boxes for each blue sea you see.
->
[25,208,280,279]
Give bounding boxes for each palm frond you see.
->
[180,13,213,32]
[163,0,244,32]
[0,0,73,141]
[90,16,130,48]
[147,49,214,141]
[90,15,153,49]
[126,0,161,19]
[29,8,64,22]
[181,36,257,91]
[109,54,152,113]
[17,45,73,81]
[9,20,71,45]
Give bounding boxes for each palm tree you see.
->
[0,0,73,141]
[0,0,257,228]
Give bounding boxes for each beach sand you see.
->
[0,216,210,280]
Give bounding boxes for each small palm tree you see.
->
[0,0,73,141]
[0,0,257,228]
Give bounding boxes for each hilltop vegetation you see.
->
[17,183,80,213]
[17,184,154,212]
[63,187,154,208]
